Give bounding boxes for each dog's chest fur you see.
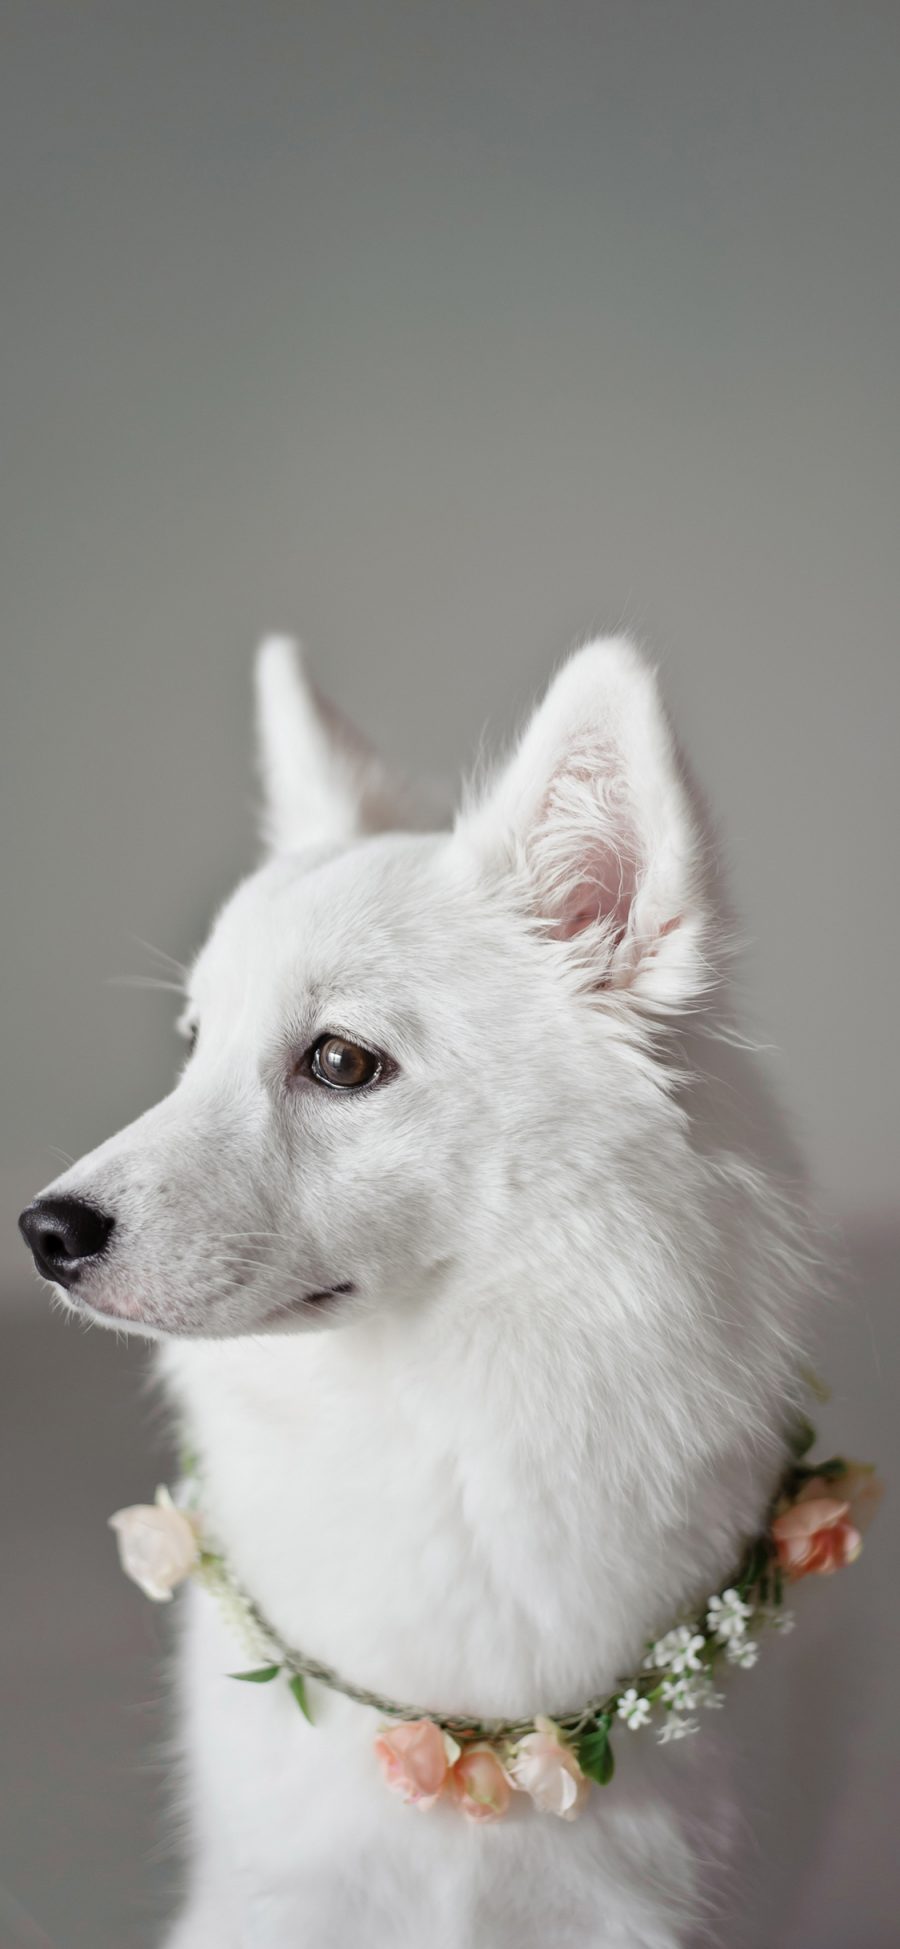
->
[163,1318,753,1947]
[165,1263,783,1721]
[161,1137,800,1946]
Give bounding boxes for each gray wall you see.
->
[1,6,898,1946]
[3,1,899,1248]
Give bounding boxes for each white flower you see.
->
[659,1676,699,1711]
[109,1485,199,1602]
[657,1714,699,1744]
[756,1601,795,1636]
[644,1625,706,1674]
[617,1689,651,1731]
[726,1636,759,1669]
[706,1589,753,1643]
[693,1675,726,1710]
[643,1625,688,1670]
[669,1632,706,1676]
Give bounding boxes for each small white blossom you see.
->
[657,1714,699,1744]
[660,1676,699,1711]
[617,1688,652,1731]
[644,1625,691,1671]
[645,1624,708,1674]
[706,1589,753,1643]
[693,1675,726,1709]
[757,1602,794,1635]
[726,1636,759,1668]
[660,1672,724,1712]
[669,1632,706,1676]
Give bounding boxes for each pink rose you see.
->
[374,1720,455,1810]
[450,1745,511,1822]
[108,1486,199,1601]
[772,1476,863,1580]
[505,1718,589,1820]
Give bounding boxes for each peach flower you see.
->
[772,1475,863,1580]
[450,1745,511,1822]
[374,1720,457,1810]
[505,1717,589,1820]
[108,1485,199,1601]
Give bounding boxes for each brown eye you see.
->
[309,1034,382,1092]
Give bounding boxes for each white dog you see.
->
[20,637,814,1947]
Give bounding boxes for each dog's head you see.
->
[20,636,715,1340]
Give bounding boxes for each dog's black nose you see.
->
[19,1197,115,1288]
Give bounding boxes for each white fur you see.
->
[36,636,815,1946]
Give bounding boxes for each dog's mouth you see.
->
[52,1274,357,1339]
[262,1282,356,1327]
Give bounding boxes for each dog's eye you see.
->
[309,1035,382,1092]
[184,1022,199,1055]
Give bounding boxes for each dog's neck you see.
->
[159,1203,800,1721]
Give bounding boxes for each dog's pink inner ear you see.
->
[550,867,634,942]
[530,749,640,946]
[546,844,638,943]
[459,639,708,1008]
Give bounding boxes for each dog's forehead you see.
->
[191,830,459,1013]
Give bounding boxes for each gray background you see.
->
[1,4,897,1946]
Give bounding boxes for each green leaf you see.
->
[288,1673,314,1723]
[597,1741,615,1785]
[577,1724,616,1785]
[736,1538,769,1597]
[580,1730,615,1785]
[229,1665,281,1684]
[788,1415,816,1460]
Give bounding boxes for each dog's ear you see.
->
[458,636,713,1011]
[255,637,406,853]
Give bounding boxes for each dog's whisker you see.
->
[217,1230,290,1244]
[127,934,189,979]
[106,973,186,995]
[210,1259,311,1296]
[209,1244,279,1262]
[209,1256,279,1275]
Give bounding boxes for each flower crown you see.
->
[109,1418,881,1824]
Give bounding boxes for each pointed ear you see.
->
[254,637,407,853]
[457,637,713,1011]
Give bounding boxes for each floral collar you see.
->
[109,1421,881,1823]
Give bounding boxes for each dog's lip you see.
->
[48,1274,357,1335]
[263,1281,355,1324]
[67,1282,159,1325]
